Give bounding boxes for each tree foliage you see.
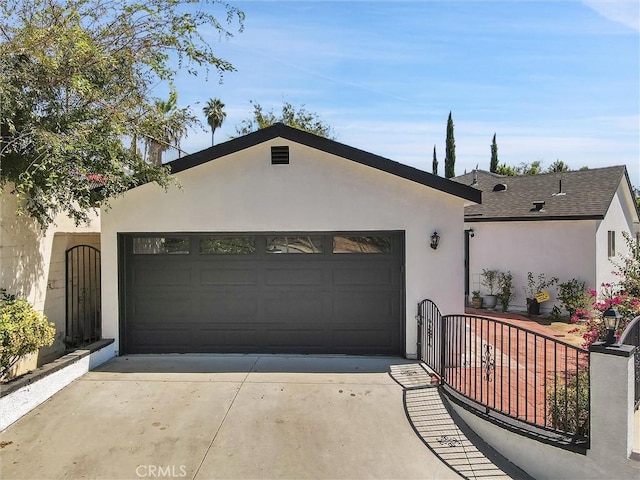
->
[203,97,226,146]
[495,161,543,176]
[547,159,570,173]
[432,145,438,175]
[235,101,334,138]
[143,89,197,165]
[489,133,498,173]
[444,111,455,178]
[0,0,244,228]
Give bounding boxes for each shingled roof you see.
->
[452,165,638,222]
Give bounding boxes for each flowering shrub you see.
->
[570,285,640,349]
[568,233,640,349]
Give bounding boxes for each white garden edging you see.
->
[0,339,115,431]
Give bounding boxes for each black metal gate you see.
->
[416,298,443,374]
[65,245,101,348]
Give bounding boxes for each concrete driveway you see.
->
[0,355,461,480]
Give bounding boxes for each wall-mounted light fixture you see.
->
[603,307,621,346]
[430,231,440,250]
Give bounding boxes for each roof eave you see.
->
[464,215,605,223]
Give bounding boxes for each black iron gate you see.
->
[416,298,443,374]
[65,245,101,348]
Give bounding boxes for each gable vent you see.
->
[271,146,289,165]
[493,183,507,192]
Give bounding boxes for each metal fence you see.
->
[620,315,640,410]
[417,300,590,445]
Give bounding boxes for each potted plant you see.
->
[471,290,483,309]
[497,271,514,312]
[481,268,499,310]
[523,272,558,315]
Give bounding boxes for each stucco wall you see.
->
[595,180,638,289]
[0,186,100,373]
[101,139,469,357]
[466,220,597,313]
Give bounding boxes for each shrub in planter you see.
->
[0,290,55,381]
[481,269,500,309]
[523,272,558,315]
[497,271,514,312]
[547,370,589,437]
[471,290,483,309]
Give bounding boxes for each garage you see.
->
[102,123,480,358]
[122,232,404,355]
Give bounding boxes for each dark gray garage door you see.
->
[121,233,404,355]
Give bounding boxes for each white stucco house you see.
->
[100,123,480,358]
[453,166,640,313]
[0,185,101,377]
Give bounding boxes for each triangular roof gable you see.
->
[452,166,639,222]
[167,123,481,204]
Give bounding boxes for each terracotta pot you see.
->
[472,297,483,309]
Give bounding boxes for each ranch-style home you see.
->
[100,123,480,358]
[453,166,640,313]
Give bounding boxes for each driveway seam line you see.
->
[191,355,261,480]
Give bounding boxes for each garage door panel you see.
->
[199,295,258,317]
[332,266,394,286]
[264,267,324,286]
[263,295,325,322]
[131,295,192,324]
[199,267,258,286]
[124,232,404,355]
[196,328,259,347]
[132,266,191,287]
[264,328,325,347]
[133,328,191,348]
[332,294,397,321]
[332,329,394,348]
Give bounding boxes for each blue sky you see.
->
[170,0,640,185]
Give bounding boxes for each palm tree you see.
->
[203,98,226,146]
[144,91,193,165]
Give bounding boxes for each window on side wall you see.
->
[607,230,615,257]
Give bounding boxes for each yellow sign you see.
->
[535,290,551,303]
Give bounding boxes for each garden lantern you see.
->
[603,307,621,346]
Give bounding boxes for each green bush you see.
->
[497,271,514,312]
[547,370,590,437]
[0,290,55,380]
[557,278,589,317]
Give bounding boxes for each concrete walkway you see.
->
[1,355,461,480]
[389,364,533,480]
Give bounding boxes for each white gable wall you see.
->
[467,220,597,313]
[595,179,639,289]
[101,139,468,357]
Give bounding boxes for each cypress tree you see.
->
[444,111,456,178]
[490,133,498,173]
[432,145,438,175]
